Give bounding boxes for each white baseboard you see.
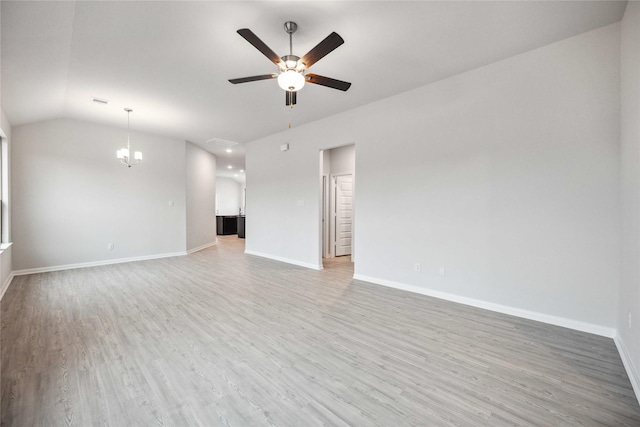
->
[614,335,640,406]
[244,250,322,270]
[0,272,14,301]
[186,241,216,254]
[352,274,616,338]
[12,251,188,276]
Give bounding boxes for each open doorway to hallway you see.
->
[320,144,355,267]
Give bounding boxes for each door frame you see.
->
[322,174,330,258]
[318,144,356,267]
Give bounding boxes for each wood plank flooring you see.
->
[2,235,639,426]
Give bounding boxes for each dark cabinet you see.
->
[237,216,245,239]
[216,216,238,235]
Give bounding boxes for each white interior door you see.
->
[335,175,353,256]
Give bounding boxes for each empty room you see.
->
[1,1,640,425]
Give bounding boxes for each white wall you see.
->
[12,118,187,270]
[1,2,13,292]
[322,150,330,176]
[618,0,640,399]
[216,177,241,216]
[241,182,246,214]
[329,144,355,176]
[0,108,13,297]
[246,24,620,332]
[186,142,216,252]
[1,109,11,244]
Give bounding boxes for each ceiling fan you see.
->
[228,21,351,106]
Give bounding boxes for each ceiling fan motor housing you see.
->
[281,55,304,71]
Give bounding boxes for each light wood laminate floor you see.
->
[2,236,639,426]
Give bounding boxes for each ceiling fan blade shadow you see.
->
[237,29,282,66]
[301,32,344,68]
[305,74,351,91]
[286,91,297,106]
[229,74,278,84]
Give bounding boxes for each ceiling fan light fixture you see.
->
[282,54,300,70]
[278,70,305,92]
[229,22,350,104]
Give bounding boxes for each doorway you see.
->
[320,144,355,263]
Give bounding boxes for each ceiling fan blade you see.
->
[229,74,278,84]
[305,74,351,91]
[286,91,297,106]
[301,32,344,68]
[237,29,282,66]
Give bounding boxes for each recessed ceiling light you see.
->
[240,169,245,173]
[234,174,238,177]
[227,165,233,169]
[226,148,232,153]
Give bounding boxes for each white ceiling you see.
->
[0,1,627,182]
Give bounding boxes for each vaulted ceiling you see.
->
[0,1,627,180]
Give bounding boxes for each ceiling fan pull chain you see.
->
[289,101,293,129]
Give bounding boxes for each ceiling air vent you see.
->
[206,138,239,148]
[91,97,109,105]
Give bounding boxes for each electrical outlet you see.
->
[439,266,446,276]
[107,243,114,251]
[628,312,632,329]
[414,263,421,272]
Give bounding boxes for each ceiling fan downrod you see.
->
[281,21,301,70]
[284,21,297,56]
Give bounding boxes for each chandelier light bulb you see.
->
[117,148,129,159]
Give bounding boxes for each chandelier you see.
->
[116,108,142,168]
